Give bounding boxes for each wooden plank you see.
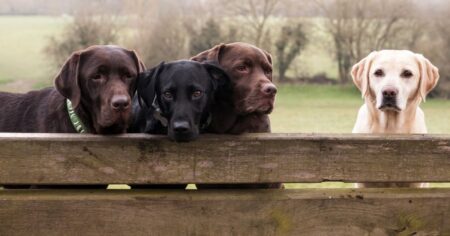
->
[0,133,449,184]
[0,189,448,236]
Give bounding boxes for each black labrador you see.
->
[128,60,229,189]
[129,60,229,142]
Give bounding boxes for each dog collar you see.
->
[66,99,89,133]
[200,113,212,131]
[152,96,169,127]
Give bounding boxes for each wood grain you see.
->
[0,188,448,236]
[0,133,449,184]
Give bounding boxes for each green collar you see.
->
[66,99,89,133]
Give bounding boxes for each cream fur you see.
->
[351,50,439,188]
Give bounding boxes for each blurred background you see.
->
[0,0,449,133]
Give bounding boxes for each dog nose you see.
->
[111,95,130,111]
[382,87,398,99]
[262,84,277,96]
[173,121,191,133]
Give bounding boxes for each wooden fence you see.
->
[0,133,449,235]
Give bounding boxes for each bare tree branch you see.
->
[313,0,417,83]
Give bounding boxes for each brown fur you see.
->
[0,45,144,134]
[192,42,281,189]
[191,42,276,134]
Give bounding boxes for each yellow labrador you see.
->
[351,50,439,187]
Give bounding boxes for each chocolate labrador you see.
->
[191,42,281,189]
[191,42,277,134]
[0,45,143,134]
[0,45,143,189]
[129,60,229,141]
[128,60,229,189]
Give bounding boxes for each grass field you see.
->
[1,15,448,133]
[1,16,449,189]
[271,85,450,134]
[271,85,450,188]
[0,15,339,90]
[0,16,64,91]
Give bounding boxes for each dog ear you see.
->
[203,62,232,103]
[126,49,146,95]
[203,61,230,90]
[263,50,273,65]
[191,43,227,62]
[137,62,165,107]
[351,51,378,98]
[127,49,146,74]
[416,54,439,102]
[54,51,82,108]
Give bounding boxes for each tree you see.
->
[189,18,223,55]
[314,0,417,84]
[125,0,192,67]
[221,0,280,47]
[189,18,242,55]
[275,23,307,82]
[45,13,120,68]
[416,6,450,98]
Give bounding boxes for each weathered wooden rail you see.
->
[0,133,449,235]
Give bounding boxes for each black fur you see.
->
[129,60,229,142]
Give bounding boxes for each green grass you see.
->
[271,84,450,188]
[0,15,338,91]
[271,85,360,133]
[0,16,65,91]
[271,84,450,134]
[286,18,338,79]
[0,16,449,189]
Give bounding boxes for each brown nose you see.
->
[382,87,398,99]
[262,84,277,96]
[111,95,130,111]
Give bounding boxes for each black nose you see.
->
[262,84,277,96]
[173,121,191,133]
[382,88,398,99]
[111,95,130,111]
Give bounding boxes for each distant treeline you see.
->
[0,0,447,16]
[0,0,124,15]
[4,0,450,97]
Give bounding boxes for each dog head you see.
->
[191,42,276,115]
[55,45,145,134]
[137,60,229,142]
[351,50,439,112]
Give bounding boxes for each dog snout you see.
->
[262,84,277,96]
[111,95,130,111]
[382,87,398,99]
[173,121,191,134]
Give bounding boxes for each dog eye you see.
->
[374,69,385,77]
[192,90,203,98]
[124,72,133,78]
[163,91,173,100]
[92,74,102,80]
[401,70,413,78]
[236,65,248,72]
